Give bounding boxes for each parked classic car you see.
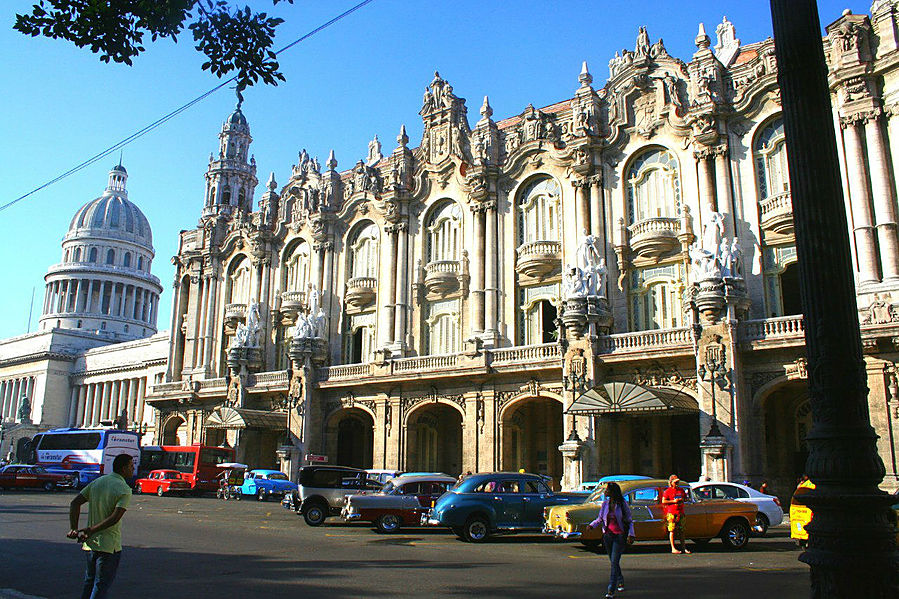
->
[0,464,76,491]
[342,474,456,532]
[240,469,297,501]
[423,472,586,542]
[691,480,784,535]
[134,469,193,496]
[286,465,383,526]
[544,478,757,550]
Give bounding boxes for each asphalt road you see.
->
[0,489,810,598]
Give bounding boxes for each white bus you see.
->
[27,428,141,487]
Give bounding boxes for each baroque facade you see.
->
[0,166,165,459]
[147,5,899,497]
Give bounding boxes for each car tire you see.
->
[257,489,267,502]
[157,486,165,497]
[376,514,402,533]
[43,482,56,492]
[134,484,142,495]
[720,518,750,550]
[462,516,490,543]
[754,513,770,537]
[303,503,327,526]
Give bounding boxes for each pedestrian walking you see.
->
[661,474,690,554]
[68,453,134,599]
[587,482,635,598]
[759,480,770,495]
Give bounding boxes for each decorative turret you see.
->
[572,62,602,137]
[390,125,414,190]
[419,71,471,164]
[472,97,501,165]
[202,98,259,218]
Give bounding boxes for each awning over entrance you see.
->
[205,407,287,430]
[566,382,698,415]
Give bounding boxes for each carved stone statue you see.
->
[231,300,261,348]
[564,264,588,299]
[576,233,605,296]
[636,26,651,58]
[367,135,382,166]
[729,238,744,278]
[701,211,725,255]
[17,395,32,423]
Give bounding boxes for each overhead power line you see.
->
[1,0,376,214]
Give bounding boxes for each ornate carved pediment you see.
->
[630,362,697,391]
[861,293,899,324]
[400,387,465,412]
[420,72,471,165]
[343,160,382,201]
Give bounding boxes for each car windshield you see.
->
[381,481,399,494]
[162,472,181,480]
[267,473,288,481]
[586,484,609,503]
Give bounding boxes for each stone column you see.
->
[203,275,219,368]
[67,386,80,426]
[770,2,899,594]
[865,113,899,281]
[484,202,499,336]
[590,176,604,240]
[127,379,138,424]
[75,385,87,427]
[696,149,717,213]
[97,382,109,422]
[714,146,734,236]
[841,116,881,284]
[380,226,398,347]
[470,206,486,334]
[85,280,94,313]
[394,224,409,348]
[137,378,146,427]
[576,181,591,237]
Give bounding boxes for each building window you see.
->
[227,257,252,304]
[425,307,460,355]
[629,264,684,331]
[754,118,789,201]
[89,248,98,263]
[101,321,107,330]
[349,223,380,279]
[347,325,375,364]
[626,148,680,223]
[77,320,82,328]
[426,201,462,263]
[123,252,131,267]
[74,247,82,262]
[763,245,801,316]
[137,257,144,271]
[285,240,311,292]
[517,177,561,245]
[106,249,115,265]
[124,324,129,333]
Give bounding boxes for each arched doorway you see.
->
[406,404,462,476]
[325,408,374,469]
[762,380,810,497]
[501,396,563,484]
[162,416,186,446]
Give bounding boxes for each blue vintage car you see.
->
[240,469,297,501]
[423,472,586,542]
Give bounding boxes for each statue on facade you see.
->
[702,211,725,255]
[115,409,128,430]
[231,300,261,348]
[563,264,588,299]
[576,232,606,296]
[729,238,744,278]
[367,135,382,166]
[636,26,651,58]
[17,394,32,423]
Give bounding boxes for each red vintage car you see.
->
[135,469,192,496]
[0,464,77,491]
[341,474,457,532]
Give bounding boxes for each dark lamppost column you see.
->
[769,1,898,596]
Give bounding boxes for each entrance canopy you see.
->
[206,407,287,430]
[566,382,697,415]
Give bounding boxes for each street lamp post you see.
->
[769,1,898,595]
[697,357,726,439]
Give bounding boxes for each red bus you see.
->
[139,444,234,492]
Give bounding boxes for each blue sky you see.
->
[0,0,870,339]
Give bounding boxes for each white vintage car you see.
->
[342,474,457,532]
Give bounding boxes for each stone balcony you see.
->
[627,217,680,258]
[224,303,246,333]
[424,260,461,295]
[345,276,377,308]
[279,290,306,323]
[515,240,562,279]
[759,191,794,235]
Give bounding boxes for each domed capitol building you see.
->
[3,6,899,498]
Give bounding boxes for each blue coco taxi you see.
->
[422,472,585,542]
[240,469,298,501]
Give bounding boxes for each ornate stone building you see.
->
[0,166,165,459]
[148,5,899,497]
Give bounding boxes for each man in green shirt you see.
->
[68,453,134,599]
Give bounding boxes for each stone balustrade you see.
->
[759,190,794,234]
[740,315,805,341]
[320,363,370,381]
[627,217,680,258]
[151,381,182,393]
[345,276,377,308]
[424,260,461,294]
[279,290,306,316]
[394,354,459,372]
[224,303,247,321]
[490,343,561,364]
[251,371,289,385]
[597,327,694,353]
[515,240,562,278]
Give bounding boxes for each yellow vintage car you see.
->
[543,478,757,550]
[792,482,899,547]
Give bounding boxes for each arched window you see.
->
[227,257,252,304]
[425,304,460,355]
[427,201,462,263]
[629,264,683,331]
[285,240,311,292]
[123,252,131,268]
[763,245,801,316]
[754,118,789,201]
[517,177,561,245]
[88,248,98,263]
[64,249,70,262]
[74,247,82,262]
[349,223,380,279]
[106,249,115,265]
[222,187,232,206]
[626,148,680,223]
[523,299,558,344]
[137,257,144,271]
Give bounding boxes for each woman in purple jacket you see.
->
[588,482,636,598]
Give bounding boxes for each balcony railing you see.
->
[627,217,680,258]
[597,327,694,353]
[424,260,461,294]
[759,191,794,235]
[491,343,561,364]
[740,315,805,342]
[320,363,370,381]
[279,290,306,316]
[515,240,562,279]
[224,303,247,320]
[394,354,459,372]
[251,371,290,385]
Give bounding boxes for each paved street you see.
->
[1,490,809,598]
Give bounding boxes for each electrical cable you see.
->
[2,0,376,213]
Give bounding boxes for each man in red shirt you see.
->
[661,474,690,554]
